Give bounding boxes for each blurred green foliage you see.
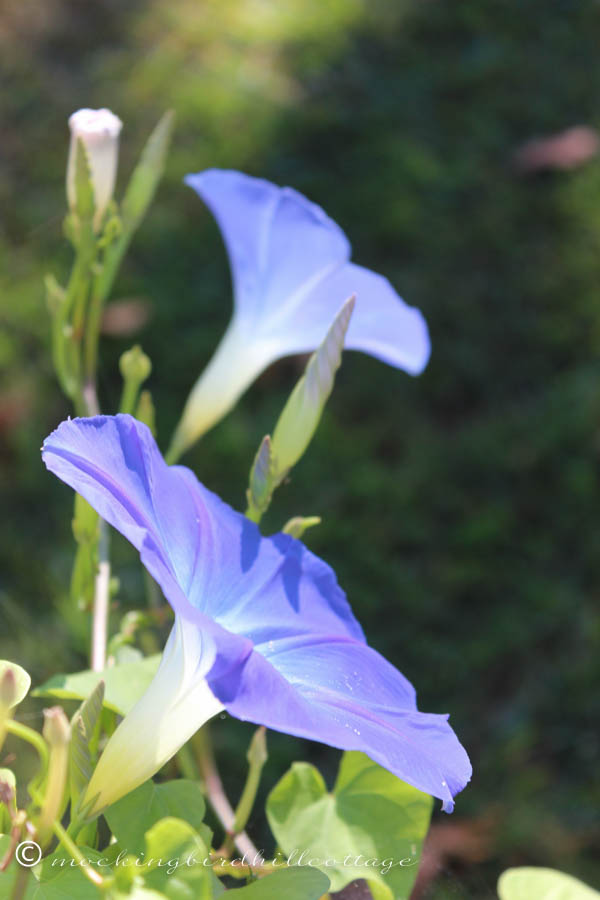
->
[1,0,599,896]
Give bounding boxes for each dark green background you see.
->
[1,1,599,896]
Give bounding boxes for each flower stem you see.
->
[90,518,110,672]
[192,728,260,860]
[53,819,104,887]
[4,720,49,788]
[211,856,276,878]
[222,727,267,857]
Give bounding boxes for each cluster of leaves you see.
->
[0,657,434,898]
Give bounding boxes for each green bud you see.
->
[271,296,354,483]
[119,344,152,384]
[43,706,71,747]
[246,435,275,522]
[0,661,31,711]
[67,109,123,233]
[119,345,152,416]
[39,708,71,844]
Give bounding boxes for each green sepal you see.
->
[73,138,95,223]
[281,516,321,540]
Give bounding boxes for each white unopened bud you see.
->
[66,108,123,231]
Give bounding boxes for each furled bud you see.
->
[119,345,152,416]
[119,344,152,386]
[67,108,123,231]
[38,708,71,843]
[42,706,71,747]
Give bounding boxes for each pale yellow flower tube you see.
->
[83,617,223,817]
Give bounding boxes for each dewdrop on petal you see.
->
[66,108,123,231]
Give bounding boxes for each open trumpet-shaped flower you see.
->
[42,415,470,815]
[167,170,431,459]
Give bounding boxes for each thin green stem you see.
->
[119,377,140,417]
[192,729,260,861]
[52,224,96,405]
[222,727,267,857]
[211,857,276,878]
[4,720,49,785]
[53,820,104,887]
[84,231,132,381]
[243,504,262,524]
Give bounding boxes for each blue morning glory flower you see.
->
[42,415,469,815]
[167,170,431,459]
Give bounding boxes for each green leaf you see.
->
[498,867,600,900]
[105,780,211,858]
[18,847,107,899]
[70,680,105,816]
[271,296,355,484]
[266,751,432,899]
[233,866,330,899]
[119,345,152,416]
[121,112,175,233]
[33,655,160,716]
[142,817,219,899]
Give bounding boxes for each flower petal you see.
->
[170,170,430,454]
[284,262,430,374]
[184,169,350,326]
[43,415,470,811]
[209,635,470,811]
[42,416,363,646]
[85,617,224,815]
[185,169,430,373]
